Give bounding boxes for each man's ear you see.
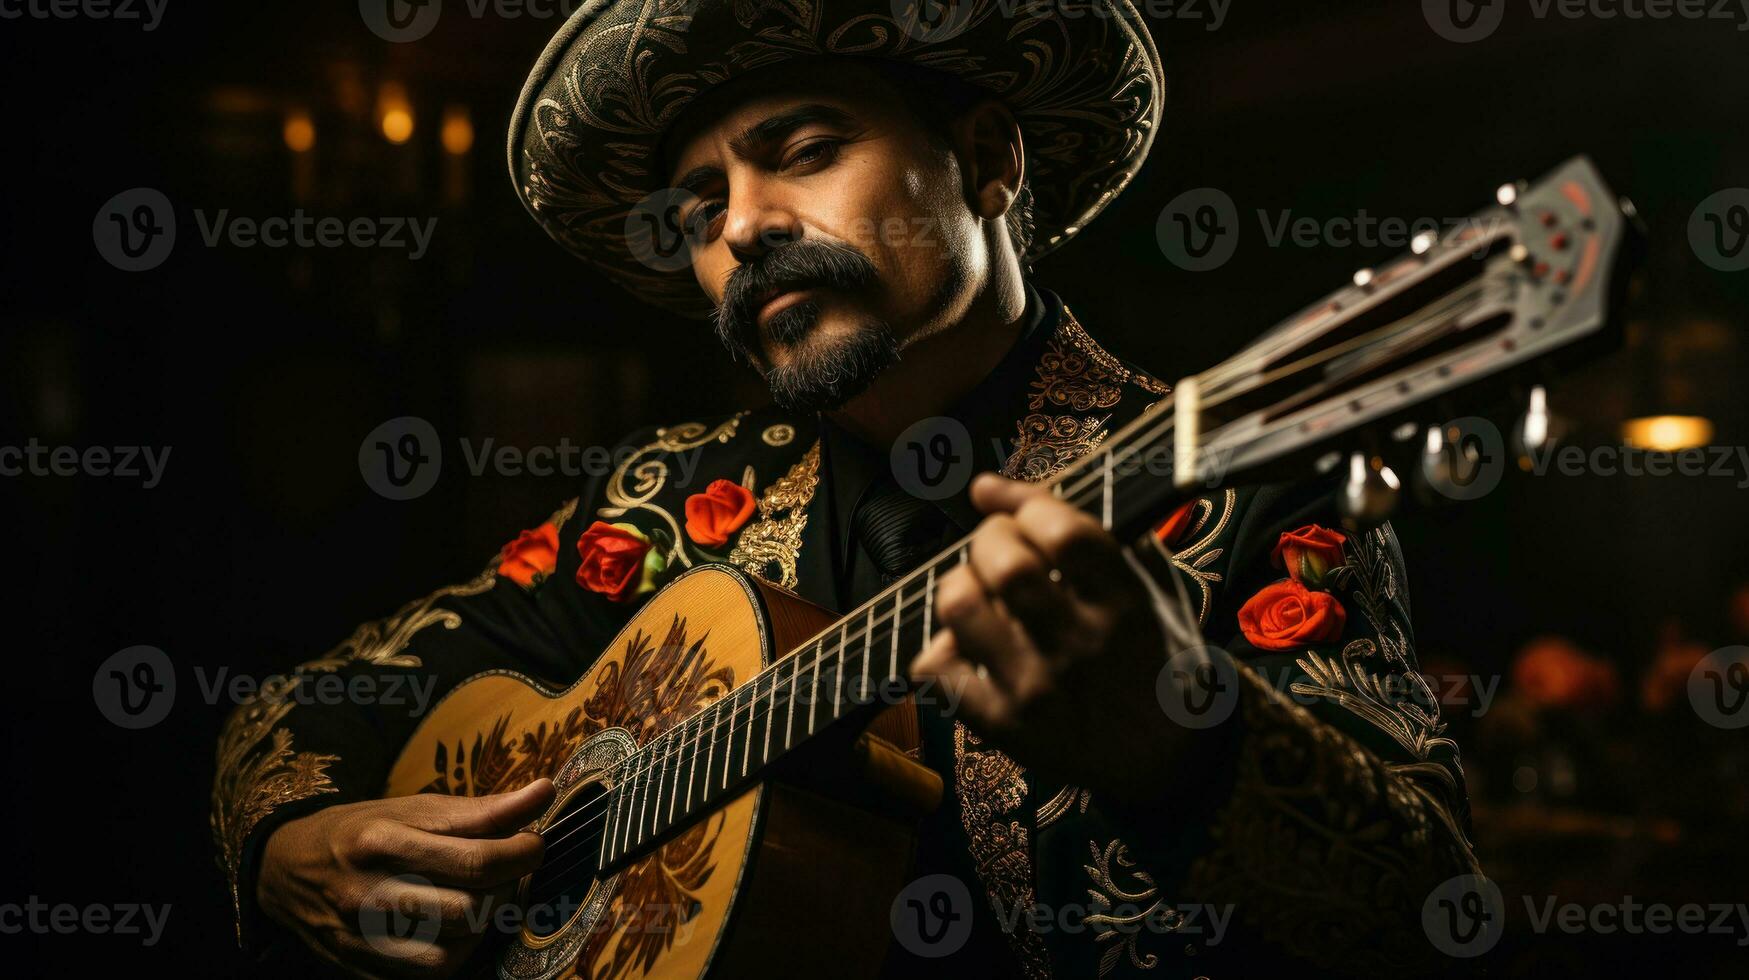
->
[952,98,1025,225]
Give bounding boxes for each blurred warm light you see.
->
[283,110,315,153]
[1621,415,1714,451]
[441,106,474,156]
[378,83,414,144]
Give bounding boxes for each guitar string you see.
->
[525,275,1497,876]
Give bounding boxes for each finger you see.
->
[360,877,488,942]
[396,828,545,890]
[1009,494,1136,602]
[402,778,556,838]
[969,471,1053,516]
[968,513,1076,646]
[910,628,1011,730]
[933,563,1043,695]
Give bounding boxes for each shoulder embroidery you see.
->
[728,440,821,590]
[1142,489,1238,626]
[1003,307,1160,481]
[210,561,498,938]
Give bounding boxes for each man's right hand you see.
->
[257,779,556,979]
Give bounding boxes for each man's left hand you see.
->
[910,472,1199,813]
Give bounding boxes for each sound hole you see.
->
[523,778,610,939]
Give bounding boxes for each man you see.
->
[213,2,1480,976]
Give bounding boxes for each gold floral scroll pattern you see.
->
[1003,308,1161,481]
[1084,839,1185,976]
[954,725,1052,980]
[578,614,732,979]
[599,414,747,570]
[1184,666,1481,975]
[728,440,821,590]
[1141,489,1237,627]
[211,561,501,936]
[419,707,592,798]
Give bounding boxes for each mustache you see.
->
[714,239,880,361]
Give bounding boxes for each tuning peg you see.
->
[1340,451,1400,525]
[1497,181,1527,208]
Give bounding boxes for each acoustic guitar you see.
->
[382,156,1641,979]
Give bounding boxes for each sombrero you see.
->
[508,0,1166,318]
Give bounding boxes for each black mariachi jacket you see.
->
[212,287,1480,978]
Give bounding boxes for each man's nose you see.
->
[721,188,801,264]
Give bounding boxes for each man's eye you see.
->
[684,201,724,239]
[785,140,839,169]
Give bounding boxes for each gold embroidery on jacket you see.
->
[729,440,821,590]
[1142,489,1237,627]
[210,562,500,937]
[1084,839,1184,976]
[600,415,746,568]
[954,725,1053,980]
[1002,307,1131,480]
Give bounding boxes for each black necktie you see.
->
[851,473,950,585]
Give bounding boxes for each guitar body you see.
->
[385,565,925,980]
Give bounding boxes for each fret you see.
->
[888,585,901,679]
[762,661,777,763]
[784,651,799,752]
[702,704,718,806]
[604,775,623,864]
[669,716,689,825]
[741,674,757,777]
[807,638,824,735]
[684,713,701,811]
[1101,449,1114,529]
[923,566,935,643]
[861,606,873,705]
[656,729,679,835]
[634,744,652,846]
[619,756,638,854]
[720,686,739,790]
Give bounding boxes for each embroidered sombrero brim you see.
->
[507,0,1166,319]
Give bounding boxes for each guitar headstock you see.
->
[1169,155,1644,507]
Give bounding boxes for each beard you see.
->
[714,239,900,414]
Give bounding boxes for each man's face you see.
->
[663,61,988,413]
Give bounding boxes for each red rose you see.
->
[684,479,757,548]
[575,521,655,603]
[1271,524,1348,588]
[1237,579,1347,651]
[1152,500,1199,550]
[497,523,560,589]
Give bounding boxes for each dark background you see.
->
[4,0,1747,974]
